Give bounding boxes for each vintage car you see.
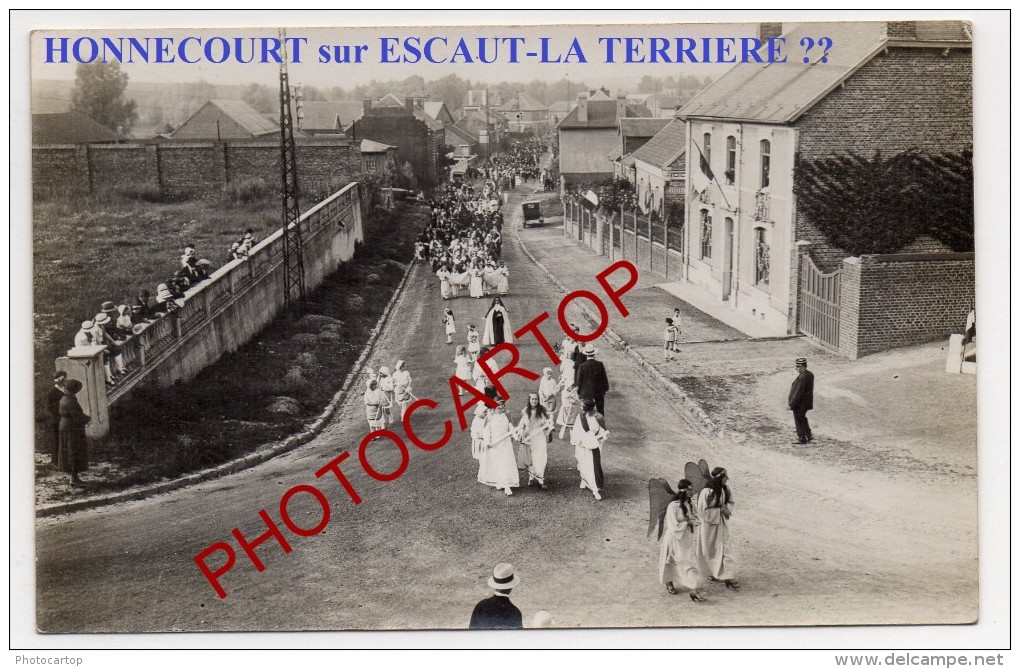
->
[521,201,544,228]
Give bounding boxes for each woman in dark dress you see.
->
[57,379,89,484]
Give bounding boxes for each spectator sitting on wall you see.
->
[115,305,134,335]
[135,289,154,319]
[154,283,182,315]
[181,243,196,268]
[98,302,126,343]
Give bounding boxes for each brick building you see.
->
[672,20,972,345]
[347,97,446,188]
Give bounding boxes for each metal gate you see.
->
[798,254,841,349]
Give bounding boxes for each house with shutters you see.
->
[628,119,686,217]
[557,93,652,184]
[672,20,972,347]
[497,93,549,134]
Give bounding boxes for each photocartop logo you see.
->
[193,260,639,599]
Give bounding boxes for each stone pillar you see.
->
[791,240,812,335]
[56,346,111,439]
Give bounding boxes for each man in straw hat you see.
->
[575,342,610,418]
[468,563,523,629]
[788,357,815,444]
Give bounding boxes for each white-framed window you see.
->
[754,226,770,285]
[366,159,377,173]
[725,135,736,184]
[760,139,771,189]
[700,209,712,260]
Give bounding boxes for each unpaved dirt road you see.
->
[36,188,977,633]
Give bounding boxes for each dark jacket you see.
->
[788,369,815,411]
[469,595,523,630]
[576,359,610,399]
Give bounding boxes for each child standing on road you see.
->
[442,308,457,345]
[664,318,680,361]
[467,324,481,361]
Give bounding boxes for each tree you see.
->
[240,83,275,114]
[70,61,138,134]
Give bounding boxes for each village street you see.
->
[35,187,977,634]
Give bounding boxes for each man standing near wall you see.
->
[788,357,814,444]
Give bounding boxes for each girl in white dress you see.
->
[469,263,485,299]
[696,468,739,589]
[658,479,707,601]
[537,367,559,416]
[515,393,555,489]
[363,379,389,432]
[556,378,580,440]
[477,399,520,496]
[437,266,453,300]
[442,308,457,345]
[466,325,481,361]
[453,345,473,395]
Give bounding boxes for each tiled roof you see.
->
[498,92,547,112]
[412,108,445,131]
[619,117,670,138]
[588,90,611,101]
[420,101,449,123]
[607,146,622,161]
[360,139,395,153]
[548,100,576,114]
[629,119,686,169]
[679,22,969,125]
[445,123,477,146]
[302,101,365,130]
[32,112,124,144]
[678,23,889,124]
[558,100,652,129]
[208,99,279,136]
[376,93,406,108]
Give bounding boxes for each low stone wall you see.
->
[57,183,364,437]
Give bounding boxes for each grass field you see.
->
[34,187,426,495]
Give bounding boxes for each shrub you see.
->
[224,178,274,205]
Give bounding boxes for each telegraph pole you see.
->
[278,28,305,316]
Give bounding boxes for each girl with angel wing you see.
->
[695,466,739,589]
[648,478,707,602]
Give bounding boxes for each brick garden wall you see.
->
[32,140,360,200]
[838,252,974,359]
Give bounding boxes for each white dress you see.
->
[477,410,520,490]
[496,267,510,295]
[443,314,457,336]
[392,369,412,420]
[538,375,559,414]
[437,269,453,300]
[696,488,736,581]
[364,388,387,431]
[454,354,473,385]
[469,268,485,298]
[516,409,553,484]
[570,412,607,493]
[659,500,703,590]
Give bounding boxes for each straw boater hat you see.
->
[101,301,117,314]
[796,357,807,366]
[378,366,391,376]
[93,312,111,326]
[80,320,94,330]
[582,343,597,356]
[487,563,520,590]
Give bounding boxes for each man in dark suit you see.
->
[46,371,68,464]
[788,357,815,444]
[469,563,523,630]
[575,343,610,417]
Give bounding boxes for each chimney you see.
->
[887,21,918,39]
[577,94,588,123]
[362,99,373,113]
[759,22,783,42]
[404,97,414,113]
[616,93,627,120]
